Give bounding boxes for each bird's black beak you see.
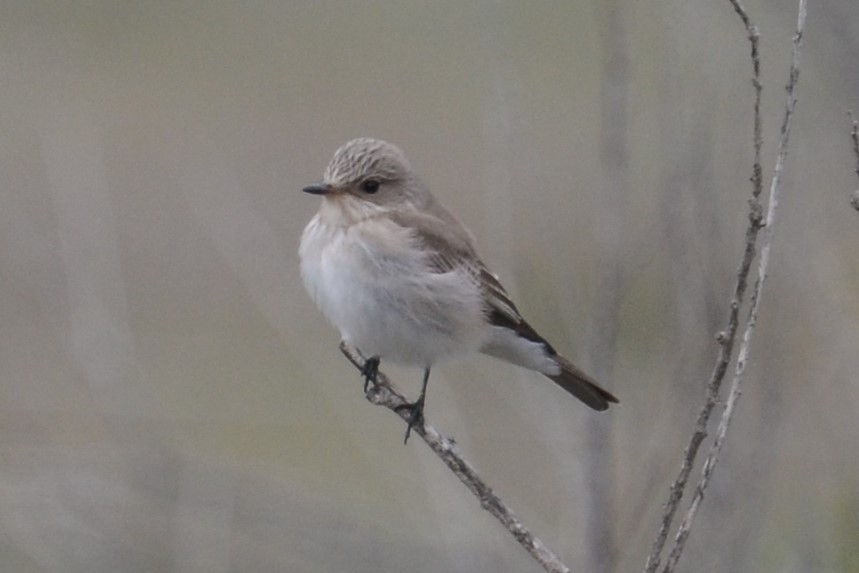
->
[302,182,332,195]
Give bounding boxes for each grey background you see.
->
[1,1,858,572]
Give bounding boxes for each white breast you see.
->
[299,214,489,367]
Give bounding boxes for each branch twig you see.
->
[338,342,572,573]
[643,2,762,571]
[645,0,807,571]
[848,111,859,211]
[661,1,807,571]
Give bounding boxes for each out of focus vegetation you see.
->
[1,1,857,572]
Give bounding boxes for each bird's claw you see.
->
[361,356,380,393]
[396,396,425,444]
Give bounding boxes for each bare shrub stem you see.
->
[645,1,807,572]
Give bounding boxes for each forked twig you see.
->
[644,1,762,570]
[661,2,807,572]
[645,1,807,572]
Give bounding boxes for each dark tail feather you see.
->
[546,355,619,411]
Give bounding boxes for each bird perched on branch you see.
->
[299,138,617,442]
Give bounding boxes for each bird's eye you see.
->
[361,179,380,194]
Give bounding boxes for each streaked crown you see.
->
[323,138,412,187]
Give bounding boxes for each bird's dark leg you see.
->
[361,355,380,393]
[397,367,430,444]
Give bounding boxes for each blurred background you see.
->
[1,1,858,572]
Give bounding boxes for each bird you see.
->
[299,138,618,442]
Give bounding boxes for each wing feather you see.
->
[387,209,532,338]
[386,209,617,408]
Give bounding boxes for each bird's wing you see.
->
[387,210,616,409]
[387,210,533,338]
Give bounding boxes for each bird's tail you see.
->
[545,354,619,411]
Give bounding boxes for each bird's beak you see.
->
[302,182,333,195]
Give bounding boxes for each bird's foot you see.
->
[395,395,425,444]
[361,356,380,393]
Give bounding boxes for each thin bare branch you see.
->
[643,2,762,571]
[849,111,859,178]
[661,2,807,572]
[848,111,859,211]
[338,342,572,573]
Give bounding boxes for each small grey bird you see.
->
[299,138,617,441]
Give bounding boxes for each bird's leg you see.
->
[397,367,430,444]
[361,355,380,393]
